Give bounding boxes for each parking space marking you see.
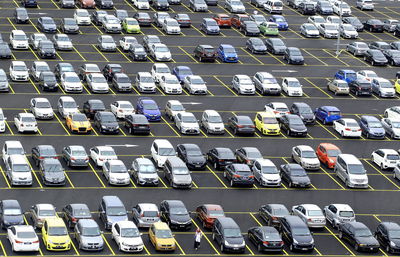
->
[322,49,350,67]
[116,47,132,62]
[315,121,338,139]
[25,157,43,188]
[321,166,345,190]
[174,238,186,255]
[7,17,16,30]
[88,163,106,188]
[179,46,199,63]
[0,240,6,257]
[206,165,228,188]
[325,226,355,256]
[54,113,71,136]
[246,245,255,255]
[0,166,10,188]
[213,76,237,96]
[91,22,104,34]
[101,234,116,255]
[28,47,40,61]
[92,45,110,62]
[241,47,264,65]
[364,160,400,190]
[191,218,221,255]
[4,121,13,135]
[303,49,328,66]
[72,46,87,61]
[161,116,181,137]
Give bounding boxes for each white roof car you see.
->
[90,146,118,166]
[282,77,303,97]
[183,75,207,95]
[300,23,320,38]
[52,34,73,51]
[201,110,225,134]
[356,70,378,81]
[159,74,182,94]
[30,97,54,120]
[333,118,361,138]
[10,30,28,50]
[132,203,160,227]
[111,221,144,252]
[264,102,289,117]
[251,158,280,187]
[103,159,130,185]
[318,23,338,38]
[174,112,200,134]
[323,204,355,227]
[60,72,83,93]
[162,18,181,35]
[7,225,40,252]
[74,9,91,25]
[150,43,172,62]
[292,204,326,228]
[371,149,400,169]
[307,15,325,27]
[384,106,400,120]
[110,101,134,118]
[151,63,171,83]
[86,73,109,93]
[29,33,48,49]
[326,15,340,24]
[381,118,400,139]
[136,72,156,93]
[14,113,38,133]
[2,141,24,164]
[339,24,358,39]
[10,61,29,82]
[58,96,79,118]
[291,145,320,170]
[165,100,185,120]
[232,74,255,95]
[6,155,33,186]
[371,78,395,98]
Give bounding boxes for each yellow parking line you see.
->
[158,176,169,188]
[151,24,165,35]
[161,117,181,137]
[323,49,349,67]
[70,239,80,255]
[130,178,137,188]
[91,22,104,34]
[192,180,199,188]
[179,46,198,63]
[73,46,87,61]
[191,25,206,37]
[116,47,132,62]
[8,84,15,94]
[119,128,127,136]
[5,121,14,135]
[266,51,286,65]
[321,167,345,190]
[25,157,43,188]
[174,238,186,255]
[380,248,389,257]
[28,47,40,61]
[200,128,208,138]
[213,76,237,96]
[54,113,70,136]
[7,17,17,30]
[241,47,264,65]
[0,240,7,257]
[191,219,220,255]
[374,215,382,222]
[206,165,228,188]
[0,166,11,188]
[364,160,400,190]
[101,234,115,255]
[303,49,328,66]
[304,78,333,99]
[50,0,60,9]
[56,52,64,61]
[65,172,75,188]
[249,213,262,226]
[246,245,255,255]
[224,128,234,138]
[92,45,110,62]
[29,20,40,33]
[315,247,322,255]
[316,121,338,139]
[28,78,41,94]
[88,163,106,188]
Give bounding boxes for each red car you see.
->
[212,14,231,27]
[231,14,250,28]
[196,204,225,229]
[316,143,342,169]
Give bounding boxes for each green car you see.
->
[122,18,141,33]
[259,22,279,36]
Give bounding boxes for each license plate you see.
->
[370,248,373,250]
[302,248,308,251]
[233,248,239,250]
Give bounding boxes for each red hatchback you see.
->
[213,14,232,27]
[231,14,250,28]
[316,143,342,169]
[196,204,225,229]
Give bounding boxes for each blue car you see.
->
[269,15,288,30]
[359,115,385,139]
[334,69,357,84]
[172,66,193,83]
[217,44,238,63]
[314,106,342,124]
[136,97,161,122]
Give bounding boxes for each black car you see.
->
[160,200,192,230]
[39,158,66,186]
[290,102,315,124]
[124,114,150,135]
[95,0,114,8]
[37,17,57,33]
[62,203,92,228]
[375,222,400,253]
[383,49,400,66]
[94,111,119,134]
[343,17,364,31]
[364,49,388,66]
[0,200,24,228]
[298,2,316,15]
[0,43,12,59]
[207,147,236,170]
[259,204,290,227]
[60,18,79,34]
[265,38,286,55]
[21,0,37,7]
[240,21,260,36]
[227,115,255,135]
[338,222,380,252]
[280,216,314,251]
[284,47,304,65]
[38,71,58,91]
[112,73,132,92]
[83,99,106,118]
[54,62,74,80]
[174,13,191,27]
[176,144,206,170]
[57,0,75,8]
[246,38,267,54]
[279,114,308,137]
[363,19,384,32]
[248,226,283,252]
[134,12,152,26]
[152,0,169,10]
[224,163,254,187]
[235,147,262,165]
[395,24,400,37]
[14,7,29,23]
[37,40,56,59]
[102,63,123,81]
[280,163,311,188]
[31,145,58,166]
[193,44,216,62]
[213,217,245,253]
[91,10,108,25]
[128,43,147,61]
[200,18,220,35]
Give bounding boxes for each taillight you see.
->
[273,111,279,114]
[237,125,244,128]
[141,213,144,217]
[219,159,225,162]
[39,157,44,159]
[246,160,251,164]
[345,128,351,131]
[33,240,39,243]
[250,125,255,128]
[249,175,254,178]
[71,157,76,160]
[71,217,78,222]
[53,156,58,159]
[280,241,284,245]
[272,216,278,221]
[118,109,123,112]
[15,240,23,244]
[233,174,241,178]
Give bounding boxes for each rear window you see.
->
[143,211,158,217]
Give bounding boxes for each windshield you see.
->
[155,229,173,238]
[254,16,266,22]
[4,208,22,215]
[77,11,89,17]
[302,151,316,158]
[208,115,222,123]
[155,46,169,52]
[209,210,225,217]
[339,211,354,217]
[171,105,184,111]
[74,208,91,216]
[380,82,392,88]
[102,37,114,43]
[65,75,80,83]
[127,19,138,25]
[39,209,55,216]
[187,150,202,157]
[246,151,262,158]
[81,226,100,236]
[268,23,278,29]
[43,75,56,82]
[389,230,400,239]
[247,23,258,28]
[231,0,242,5]
[64,20,76,25]
[21,117,35,122]
[263,231,281,240]
[63,101,77,108]
[343,25,355,31]
[292,227,310,236]
[159,148,175,156]
[308,210,323,216]
[173,167,189,175]
[290,49,302,56]
[355,228,372,237]
[71,150,86,156]
[107,18,119,24]
[190,77,205,85]
[143,102,158,110]
[14,65,27,71]
[91,76,106,83]
[140,76,154,83]
[314,17,325,23]
[261,166,278,174]
[17,232,36,238]
[107,206,126,216]
[391,52,400,57]
[44,164,63,173]
[348,164,366,174]
[387,154,399,160]
[121,227,140,237]
[224,228,242,238]
[165,78,178,84]
[272,207,289,215]
[369,121,382,128]
[110,164,128,173]
[14,35,27,41]
[48,226,67,236]
[392,122,400,128]
[100,115,116,123]
[325,24,337,30]
[289,118,304,125]
[100,150,116,156]
[181,115,196,123]
[263,117,278,124]
[291,168,307,176]
[288,81,300,87]
[171,207,188,215]
[138,164,156,173]
[36,102,51,108]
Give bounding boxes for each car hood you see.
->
[12,71,28,75]
[48,235,70,243]
[65,25,79,29]
[355,236,379,246]
[290,55,304,61]
[170,214,191,223]
[299,113,315,119]
[380,88,395,93]
[262,173,280,180]
[81,235,103,244]
[138,172,158,180]
[120,236,143,245]
[187,156,206,164]
[3,215,24,224]
[307,29,319,34]
[291,175,311,184]
[102,121,118,127]
[44,24,57,29]
[12,172,32,179]
[44,172,65,180]
[182,122,199,128]
[295,234,314,244]
[143,109,161,116]
[92,82,108,88]
[303,157,320,165]
[368,127,385,133]
[110,172,130,180]
[290,123,307,131]
[254,45,267,50]
[226,236,245,245]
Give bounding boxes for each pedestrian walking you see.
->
[194,228,202,250]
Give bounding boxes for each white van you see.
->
[264,0,283,13]
[335,154,368,188]
[151,139,175,168]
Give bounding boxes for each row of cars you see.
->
[1,197,399,254]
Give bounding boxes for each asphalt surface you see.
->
[0,0,399,255]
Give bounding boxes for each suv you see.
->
[335,154,368,188]
[213,217,245,253]
[163,157,192,189]
[150,139,175,168]
[193,45,216,62]
[98,196,128,230]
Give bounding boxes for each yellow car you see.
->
[42,218,71,251]
[395,79,400,94]
[66,113,92,134]
[149,222,176,251]
[254,111,280,135]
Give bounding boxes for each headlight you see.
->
[310,238,314,244]
[101,125,107,129]
[122,242,131,246]
[65,239,70,244]
[47,239,53,244]
[391,241,396,247]
[359,244,366,247]
[293,238,298,245]
[224,240,231,246]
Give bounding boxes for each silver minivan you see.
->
[5,155,32,186]
[163,156,192,189]
[334,154,368,188]
[130,158,159,186]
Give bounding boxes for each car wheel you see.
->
[212,232,216,240]
[223,171,226,177]
[380,163,384,170]
[366,132,370,138]
[202,220,206,228]
[214,162,218,170]
[369,27,372,32]
[129,127,133,134]
[332,220,337,228]
[68,220,72,228]
[371,61,375,66]
[230,179,234,187]
[387,245,392,254]
[323,119,326,125]
[199,56,202,62]
[355,243,359,251]
[257,244,262,252]
[289,181,292,187]
[289,244,294,251]
[338,231,343,238]
[220,243,224,252]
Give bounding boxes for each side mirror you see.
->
[101,211,105,214]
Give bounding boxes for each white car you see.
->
[30,98,54,120]
[291,145,320,170]
[9,61,29,82]
[332,1,351,16]
[151,63,171,83]
[165,100,185,120]
[74,9,91,25]
[393,163,400,181]
[281,77,303,96]
[323,204,355,228]
[326,15,340,25]
[110,101,135,119]
[333,118,362,138]
[300,23,320,38]
[356,70,378,81]
[292,204,326,228]
[0,109,7,133]
[384,106,400,120]
[90,146,118,167]
[252,72,281,95]
[29,33,48,50]
[149,43,172,62]
[57,96,79,118]
[132,0,150,9]
[14,113,38,133]
[356,0,374,10]
[9,30,28,50]
[159,74,182,94]
[135,72,156,93]
[307,15,325,27]
[60,72,83,93]
[29,61,50,82]
[339,24,358,39]
[112,221,144,252]
[371,78,395,98]
[200,110,225,134]
[264,102,290,118]
[52,34,73,51]
[318,23,339,38]
[183,75,207,95]
[153,12,170,27]
[232,74,255,95]
[86,73,109,93]
[102,159,130,185]
[224,0,246,13]
[251,158,281,187]
[7,225,39,252]
[162,18,181,35]
[2,141,24,164]
[119,36,138,51]
[174,112,200,134]
[371,149,400,170]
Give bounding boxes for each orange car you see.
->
[212,14,231,27]
[196,204,225,229]
[230,14,249,28]
[77,0,95,8]
[316,143,342,169]
[66,113,92,134]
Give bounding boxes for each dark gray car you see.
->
[259,204,290,226]
[58,0,75,8]
[290,102,316,124]
[265,38,286,55]
[62,145,89,167]
[37,17,57,33]
[60,18,79,34]
[112,73,132,92]
[0,69,9,92]
[74,219,104,251]
[0,200,24,228]
[39,158,66,186]
[38,71,58,91]
[0,43,12,59]
[279,114,308,137]
[62,203,92,228]
[280,163,311,188]
[37,40,56,59]
[14,8,29,23]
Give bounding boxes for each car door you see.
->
[14,114,21,130]
[252,161,262,182]
[42,220,48,243]
[325,204,336,223]
[292,147,301,164]
[90,147,99,163]
[113,223,121,245]
[103,161,110,179]
[294,206,307,222]
[373,150,384,166]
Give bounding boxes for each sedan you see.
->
[227,115,255,135]
[364,49,388,66]
[0,43,12,59]
[59,18,79,34]
[207,147,236,170]
[37,17,57,33]
[97,35,116,52]
[343,16,364,31]
[248,226,283,252]
[124,114,150,135]
[265,38,286,55]
[232,75,255,94]
[279,114,307,137]
[235,147,262,165]
[62,203,92,228]
[174,112,200,134]
[174,14,191,27]
[86,73,109,93]
[375,222,400,254]
[259,204,289,226]
[246,38,267,54]
[338,222,380,252]
[346,42,369,56]
[111,73,132,92]
[283,47,304,65]
[383,49,400,66]
[280,163,311,188]
[7,225,39,252]
[160,200,192,230]
[340,24,358,39]
[177,143,206,170]
[196,204,225,229]
[62,145,89,168]
[31,145,57,166]
[300,23,320,38]
[240,21,260,36]
[333,118,362,138]
[52,34,73,51]
[318,23,338,38]
[183,75,207,95]
[94,112,119,134]
[291,204,326,228]
[149,43,172,62]
[327,79,349,95]
[363,19,384,32]
[200,18,220,35]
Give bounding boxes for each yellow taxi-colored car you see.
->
[42,218,71,251]
[66,113,92,134]
[149,222,176,251]
[395,79,400,94]
[254,111,280,135]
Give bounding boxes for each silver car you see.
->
[130,158,159,186]
[97,35,117,52]
[346,42,369,56]
[381,118,400,139]
[62,145,89,167]
[29,33,48,50]
[189,0,208,11]
[131,203,160,227]
[74,219,104,251]
[323,204,355,228]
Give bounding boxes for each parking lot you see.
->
[0,0,399,255]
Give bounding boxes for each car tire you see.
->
[220,244,224,252]
[230,179,234,187]
[258,244,262,252]
[202,220,206,228]
[366,132,370,138]
[223,171,226,177]
[212,232,216,240]
[355,243,359,251]
[289,181,292,187]
[289,244,293,251]
[214,162,218,170]
[380,163,384,170]
[332,220,337,228]
[338,231,343,239]
[371,61,375,66]
[129,127,133,134]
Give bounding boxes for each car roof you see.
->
[153,222,170,230]
[5,140,23,147]
[348,222,368,230]
[107,159,124,165]
[204,110,220,116]
[329,204,353,211]
[376,149,398,155]
[164,200,185,208]
[116,220,138,228]
[216,217,239,228]
[255,158,275,166]
[78,219,98,227]
[46,217,65,227]
[37,203,55,210]
[320,106,340,111]
[338,154,361,164]
[70,203,89,209]
[299,204,322,210]
[235,75,250,79]
[319,143,340,150]
[202,204,223,211]
[95,146,115,151]
[42,158,61,165]
[231,163,251,170]
[13,225,36,233]
[296,145,314,151]
[362,115,379,122]
[381,222,400,230]
[179,143,200,150]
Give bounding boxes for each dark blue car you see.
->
[22,0,38,7]
[136,97,161,122]
[172,66,193,83]
[217,44,238,63]
[359,115,385,139]
[269,15,288,30]
[334,69,357,84]
[314,106,342,124]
